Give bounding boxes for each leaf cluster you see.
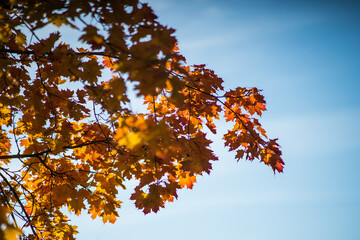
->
[0,0,283,239]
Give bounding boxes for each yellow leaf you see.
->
[89,206,101,220]
[15,33,26,49]
[178,173,197,189]
[102,213,117,224]
[117,131,142,149]
[4,227,22,240]
[0,103,11,125]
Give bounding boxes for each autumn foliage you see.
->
[0,0,284,239]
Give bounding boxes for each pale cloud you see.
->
[179,11,324,52]
[263,109,360,156]
[201,6,223,18]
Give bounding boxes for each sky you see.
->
[72,0,360,239]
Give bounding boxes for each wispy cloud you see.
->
[264,109,360,156]
[179,12,324,52]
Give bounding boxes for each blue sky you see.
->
[73,1,360,239]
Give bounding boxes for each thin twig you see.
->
[184,83,265,145]
[0,172,38,238]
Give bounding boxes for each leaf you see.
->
[79,25,104,49]
[0,207,22,240]
[178,172,197,189]
[3,227,22,240]
[68,192,85,216]
[14,31,26,50]
[89,206,101,220]
[102,213,117,224]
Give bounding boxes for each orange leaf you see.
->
[178,173,197,189]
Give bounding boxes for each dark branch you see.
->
[0,150,51,160]
[184,83,265,145]
[0,172,38,238]
[0,139,110,160]
[0,49,122,59]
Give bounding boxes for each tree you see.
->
[0,0,284,239]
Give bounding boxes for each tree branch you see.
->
[0,49,122,59]
[0,172,38,238]
[0,139,110,160]
[184,83,265,145]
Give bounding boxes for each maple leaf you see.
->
[102,213,117,224]
[0,207,22,240]
[178,172,197,189]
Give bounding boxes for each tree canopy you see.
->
[0,0,284,239]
